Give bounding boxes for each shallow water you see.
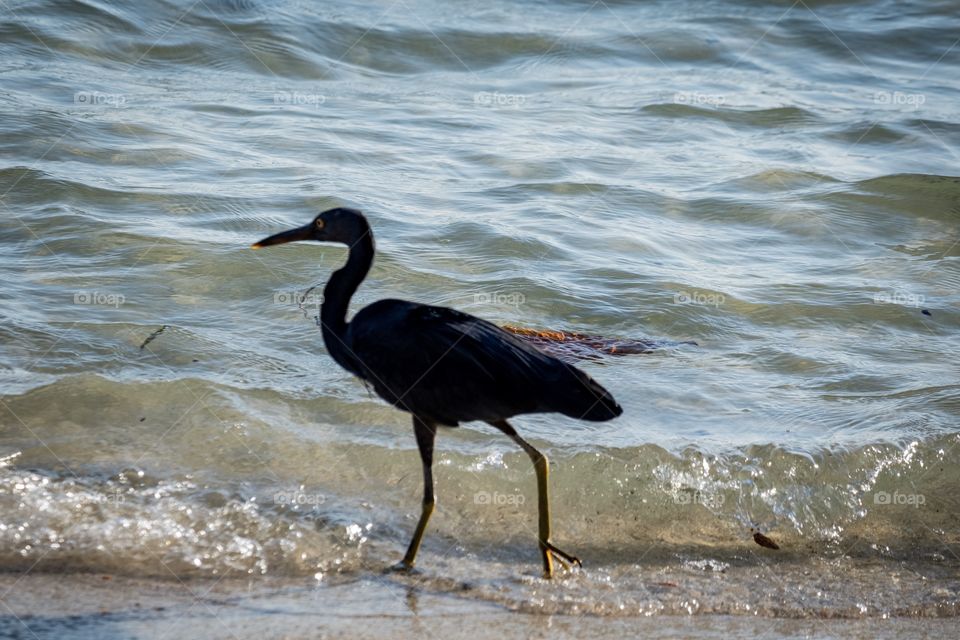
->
[1,0,959,619]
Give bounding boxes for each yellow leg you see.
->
[490,420,581,578]
[400,493,434,568]
[396,417,436,571]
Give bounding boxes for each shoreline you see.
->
[2,571,958,640]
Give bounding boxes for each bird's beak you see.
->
[251,224,314,250]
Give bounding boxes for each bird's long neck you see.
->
[321,228,374,345]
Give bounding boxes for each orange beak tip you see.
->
[250,243,262,250]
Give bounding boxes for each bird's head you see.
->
[251,207,369,249]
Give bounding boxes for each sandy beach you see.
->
[3,571,959,640]
[7,563,960,640]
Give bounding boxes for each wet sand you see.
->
[2,571,958,640]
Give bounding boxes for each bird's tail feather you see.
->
[555,368,623,422]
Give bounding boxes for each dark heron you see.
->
[252,207,622,577]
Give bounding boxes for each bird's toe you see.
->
[385,560,419,575]
[544,542,582,573]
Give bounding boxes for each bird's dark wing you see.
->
[344,299,621,425]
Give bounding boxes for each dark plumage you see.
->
[348,300,622,426]
[253,207,622,577]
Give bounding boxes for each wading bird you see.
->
[252,207,622,577]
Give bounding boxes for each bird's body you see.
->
[347,299,620,426]
[253,207,622,577]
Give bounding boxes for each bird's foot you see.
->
[541,541,582,577]
[386,560,419,575]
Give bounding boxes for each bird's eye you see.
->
[315,219,325,229]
